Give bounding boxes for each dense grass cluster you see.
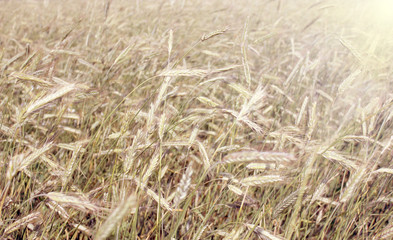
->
[1,0,393,239]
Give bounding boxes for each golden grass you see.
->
[1,0,393,239]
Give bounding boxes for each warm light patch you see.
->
[346,0,393,55]
[371,0,393,27]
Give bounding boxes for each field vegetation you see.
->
[0,0,393,239]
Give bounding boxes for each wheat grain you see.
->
[228,82,252,98]
[62,144,82,188]
[46,192,105,213]
[142,153,160,184]
[0,123,15,138]
[197,96,220,107]
[159,112,166,141]
[223,226,245,240]
[241,19,251,86]
[4,211,42,235]
[340,166,367,203]
[216,145,241,153]
[240,175,285,186]
[95,194,137,240]
[192,224,209,240]
[168,29,173,59]
[146,188,173,212]
[338,69,361,95]
[227,184,244,196]
[245,223,285,240]
[71,222,93,237]
[373,223,393,240]
[197,140,210,170]
[188,125,199,148]
[18,83,76,123]
[223,151,295,164]
[246,162,286,171]
[11,71,54,87]
[201,27,228,41]
[370,196,393,204]
[112,44,134,67]
[46,200,70,220]
[174,163,193,206]
[6,142,53,180]
[295,96,308,126]
[372,168,393,175]
[159,69,208,78]
[270,84,295,103]
[321,150,358,170]
[273,189,300,218]
[238,85,265,121]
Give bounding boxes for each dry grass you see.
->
[1,0,393,239]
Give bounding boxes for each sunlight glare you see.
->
[369,0,393,28]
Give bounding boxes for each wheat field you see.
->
[0,0,393,239]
